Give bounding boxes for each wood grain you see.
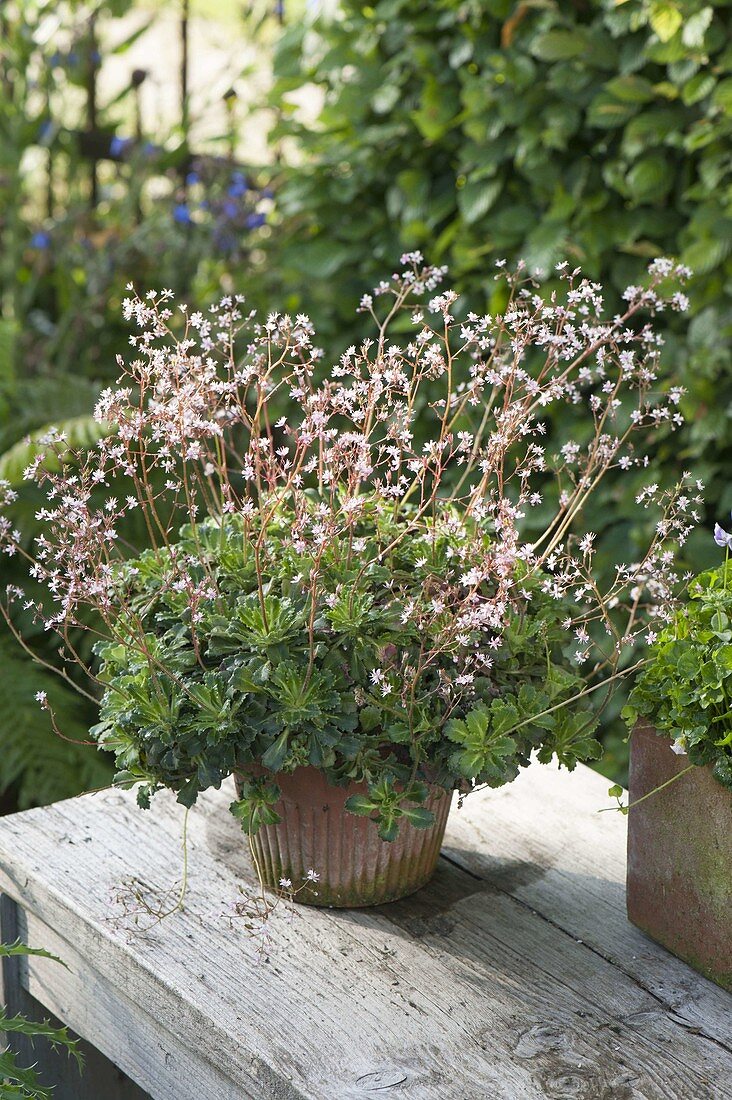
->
[0,762,729,1100]
[442,763,732,1049]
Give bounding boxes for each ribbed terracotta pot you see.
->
[627,722,732,991]
[236,767,452,907]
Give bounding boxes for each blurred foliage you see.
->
[0,634,107,809]
[2,2,273,380]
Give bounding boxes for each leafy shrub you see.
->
[624,532,732,789]
[274,5,727,295]
[93,510,602,839]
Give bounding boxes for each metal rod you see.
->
[86,14,99,208]
[180,0,190,135]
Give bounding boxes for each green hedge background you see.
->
[270,0,732,514]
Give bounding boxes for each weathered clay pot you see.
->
[627,722,732,991]
[236,767,452,907]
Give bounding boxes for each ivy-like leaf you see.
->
[539,711,602,770]
[712,754,732,790]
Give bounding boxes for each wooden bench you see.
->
[1,762,730,1099]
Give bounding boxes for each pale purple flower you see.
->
[714,523,732,550]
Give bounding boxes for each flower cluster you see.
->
[0,255,701,835]
[175,160,272,255]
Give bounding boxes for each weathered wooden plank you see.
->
[441,763,732,1049]
[0,793,526,1099]
[0,764,730,1100]
[21,911,256,1100]
[383,868,728,1099]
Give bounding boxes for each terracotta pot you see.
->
[627,722,732,991]
[236,767,452,907]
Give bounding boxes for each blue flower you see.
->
[223,200,239,219]
[109,135,132,158]
[228,176,248,198]
[173,203,192,225]
[714,522,732,549]
[245,212,266,229]
[186,171,200,186]
[30,231,51,250]
[213,231,236,255]
[37,120,54,144]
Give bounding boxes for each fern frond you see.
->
[0,370,103,453]
[0,941,84,1098]
[0,943,65,965]
[0,1015,82,1072]
[0,416,110,486]
[0,1050,52,1099]
[0,634,111,808]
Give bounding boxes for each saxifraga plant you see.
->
[0,255,700,838]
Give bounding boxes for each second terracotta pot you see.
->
[627,721,732,991]
[237,767,452,907]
